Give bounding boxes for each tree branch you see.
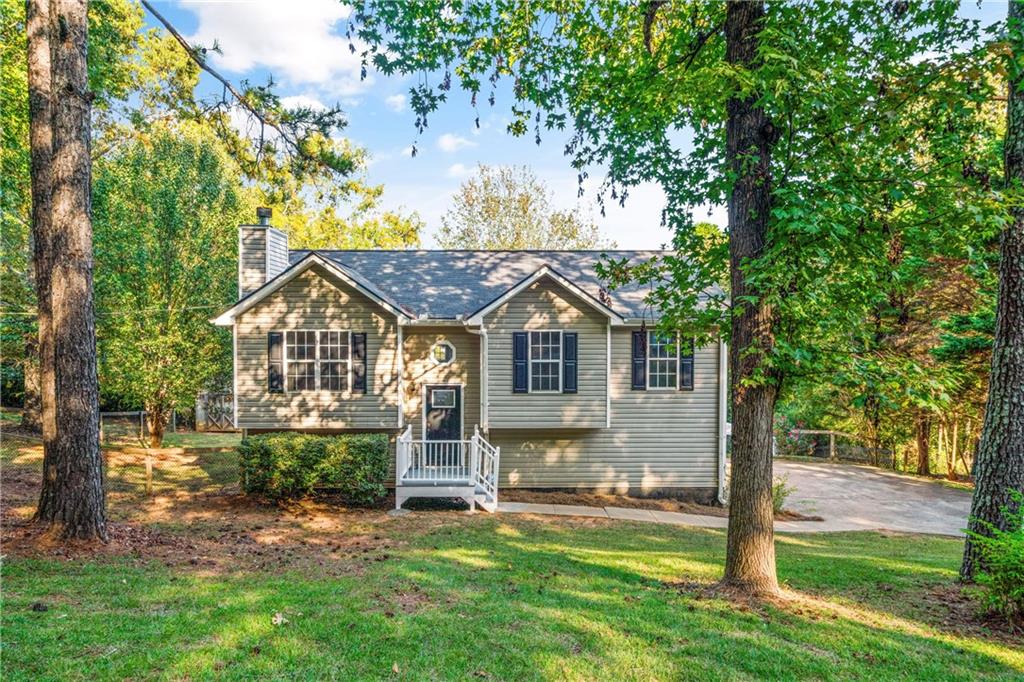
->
[140,0,324,172]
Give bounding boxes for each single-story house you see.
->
[213,210,728,511]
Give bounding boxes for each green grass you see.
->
[3,523,1021,681]
[157,431,241,449]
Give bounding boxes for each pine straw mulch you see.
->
[500,489,824,522]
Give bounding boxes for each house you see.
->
[213,209,729,511]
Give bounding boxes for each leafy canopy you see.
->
[352,1,999,384]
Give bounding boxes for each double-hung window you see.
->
[529,330,562,393]
[647,332,678,390]
[284,330,350,392]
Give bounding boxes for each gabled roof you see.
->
[212,252,412,326]
[290,249,665,320]
[465,264,626,325]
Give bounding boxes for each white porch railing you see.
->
[396,425,500,506]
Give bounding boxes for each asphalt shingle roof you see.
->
[287,250,665,319]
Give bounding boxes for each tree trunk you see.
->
[961,0,1024,581]
[949,420,959,481]
[915,413,931,476]
[25,0,54,443]
[21,339,42,434]
[721,0,780,597]
[33,0,107,541]
[145,407,167,449]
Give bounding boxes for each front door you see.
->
[424,385,463,470]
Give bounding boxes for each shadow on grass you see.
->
[5,516,1022,681]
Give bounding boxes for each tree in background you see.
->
[437,165,613,250]
[352,0,992,596]
[962,0,1024,582]
[92,126,242,447]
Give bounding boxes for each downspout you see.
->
[396,322,404,429]
[468,326,488,433]
[717,338,729,505]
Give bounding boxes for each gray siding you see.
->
[484,278,607,428]
[239,227,267,296]
[266,228,289,280]
[488,330,720,491]
[402,328,481,440]
[235,264,400,430]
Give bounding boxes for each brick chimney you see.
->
[238,208,289,297]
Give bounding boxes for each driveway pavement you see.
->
[775,459,972,536]
[496,460,973,536]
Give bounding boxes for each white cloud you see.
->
[280,95,327,111]
[400,145,415,158]
[437,133,477,153]
[183,0,370,96]
[384,94,407,112]
[446,163,471,179]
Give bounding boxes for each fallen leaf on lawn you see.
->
[392,662,400,674]
[272,612,288,626]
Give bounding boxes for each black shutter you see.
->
[631,331,647,390]
[352,333,367,394]
[268,332,284,393]
[512,332,528,393]
[562,332,578,394]
[679,338,695,391]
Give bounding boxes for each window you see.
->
[430,340,455,365]
[430,388,456,408]
[647,332,678,390]
[284,330,350,392]
[318,331,350,392]
[529,331,562,392]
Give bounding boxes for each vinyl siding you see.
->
[235,264,399,430]
[266,228,289,280]
[487,330,720,491]
[402,328,481,440]
[484,278,607,428]
[239,227,267,296]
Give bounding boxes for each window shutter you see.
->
[631,331,646,390]
[352,333,367,394]
[512,332,528,393]
[562,332,578,394]
[679,338,695,391]
[267,332,284,393]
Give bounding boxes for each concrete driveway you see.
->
[775,459,973,537]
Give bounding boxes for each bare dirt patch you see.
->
[501,489,823,521]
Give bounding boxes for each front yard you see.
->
[1,439,1021,680]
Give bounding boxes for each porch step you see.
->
[474,494,497,513]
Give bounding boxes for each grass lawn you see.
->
[2,442,1020,680]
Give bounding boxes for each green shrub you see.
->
[966,490,1024,627]
[238,432,389,504]
[772,475,795,514]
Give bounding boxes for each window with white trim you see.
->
[284,330,350,392]
[529,331,562,392]
[647,332,678,389]
[430,340,455,365]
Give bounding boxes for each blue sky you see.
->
[147,1,1005,249]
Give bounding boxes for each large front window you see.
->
[285,330,350,392]
[529,331,562,392]
[647,332,678,389]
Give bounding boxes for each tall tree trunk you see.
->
[25,0,54,443]
[21,341,42,433]
[961,0,1024,581]
[915,413,931,476]
[722,0,780,597]
[33,0,107,541]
